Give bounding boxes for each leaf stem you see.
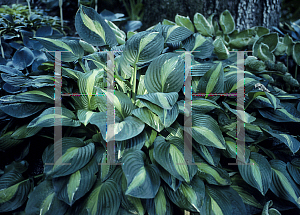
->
[130,65,137,103]
[295,65,298,81]
[33,174,44,178]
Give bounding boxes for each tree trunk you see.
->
[142,0,281,31]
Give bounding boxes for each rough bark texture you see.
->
[142,0,281,31]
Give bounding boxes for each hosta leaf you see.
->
[257,43,275,62]
[105,20,126,45]
[262,129,300,154]
[178,98,222,115]
[52,157,98,206]
[201,185,246,215]
[219,10,235,34]
[122,149,160,198]
[194,13,213,37]
[175,14,194,32]
[36,38,84,62]
[238,152,272,196]
[123,31,164,66]
[194,154,230,186]
[213,37,229,60]
[192,114,226,149]
[164,174,205,212]
[163,25,193,44]
[0,102,45,118]
[137,92,178,109]
[75,179,121,215]
[90,112,145,141]
[11,124,42,140]
[25,180,69,215]
[253,33,279,57]
[222,102,256,123]
[28,107,81,128]
[79,40,97,53]
[78,69,104,110]
[96,88,135,119]
[0,177,32,212]
[132,107,165,132]
[182,33,214,59]
[145,187,172,215]
[293,42,300,65]
[230,185,263,209]
[77,109,97,126]
[144,53,184,93]
[229,37,252,49]
[42,137,95,178]
[12,47,34,70]
[193,144,221,167]
[269,160,300,207]
[287,159,300,185]
[258,102,300,122]
[162,19,176,25]
[75,5,117,47]
[262,200,281,215]
[283,34,294,56]
[153,136,197,183]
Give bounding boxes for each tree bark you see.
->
[142,0,281,31]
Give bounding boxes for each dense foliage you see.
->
[0,4,300,215]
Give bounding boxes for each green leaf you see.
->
[253,33,279,57]
[269,160,300,207]
[230,185,263,209]
[163,174,205,212]
[175,14,194,32]
[25,180,69,215]
[213,37,229,60]
[201,185,246,215]
[153,136,197,183]
[12,47,34,70]
[258,102,300,122]
[194,154,230,186]
[11,124,42,140]
[77,68,104,110]
[145,187,172,215]
[228,37,253,49]
[90,112,145,141]
[222,102,256,123]
[137,92,178,109]
[262,129,300,154]
[36,38,84,62]
[0,176,32,212]
[262,200,281,215]
[293,42,300,65]
[238,152,272,196]
[105,20,126,45]
[122,149,160,198]
[132,107,165,132]
[75,5,117,47]
[144,53,184,93]
[182,33,214,59]
[194,13,213,37]
[79,40,97,53]
[0,102,45,118]
[219,10,235,34]
[283,34,294,56]
[52,157,98,206]
[76,179,121,214]
[192,114,226,149]
[28,107,81,128]
[287,159,300,185]
[123,31,164,66]
[163,25,193,44]
[42,137,95,178]
[257,43,275,62]
[162,19,176,25]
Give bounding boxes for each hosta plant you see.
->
[1,5,300,215]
